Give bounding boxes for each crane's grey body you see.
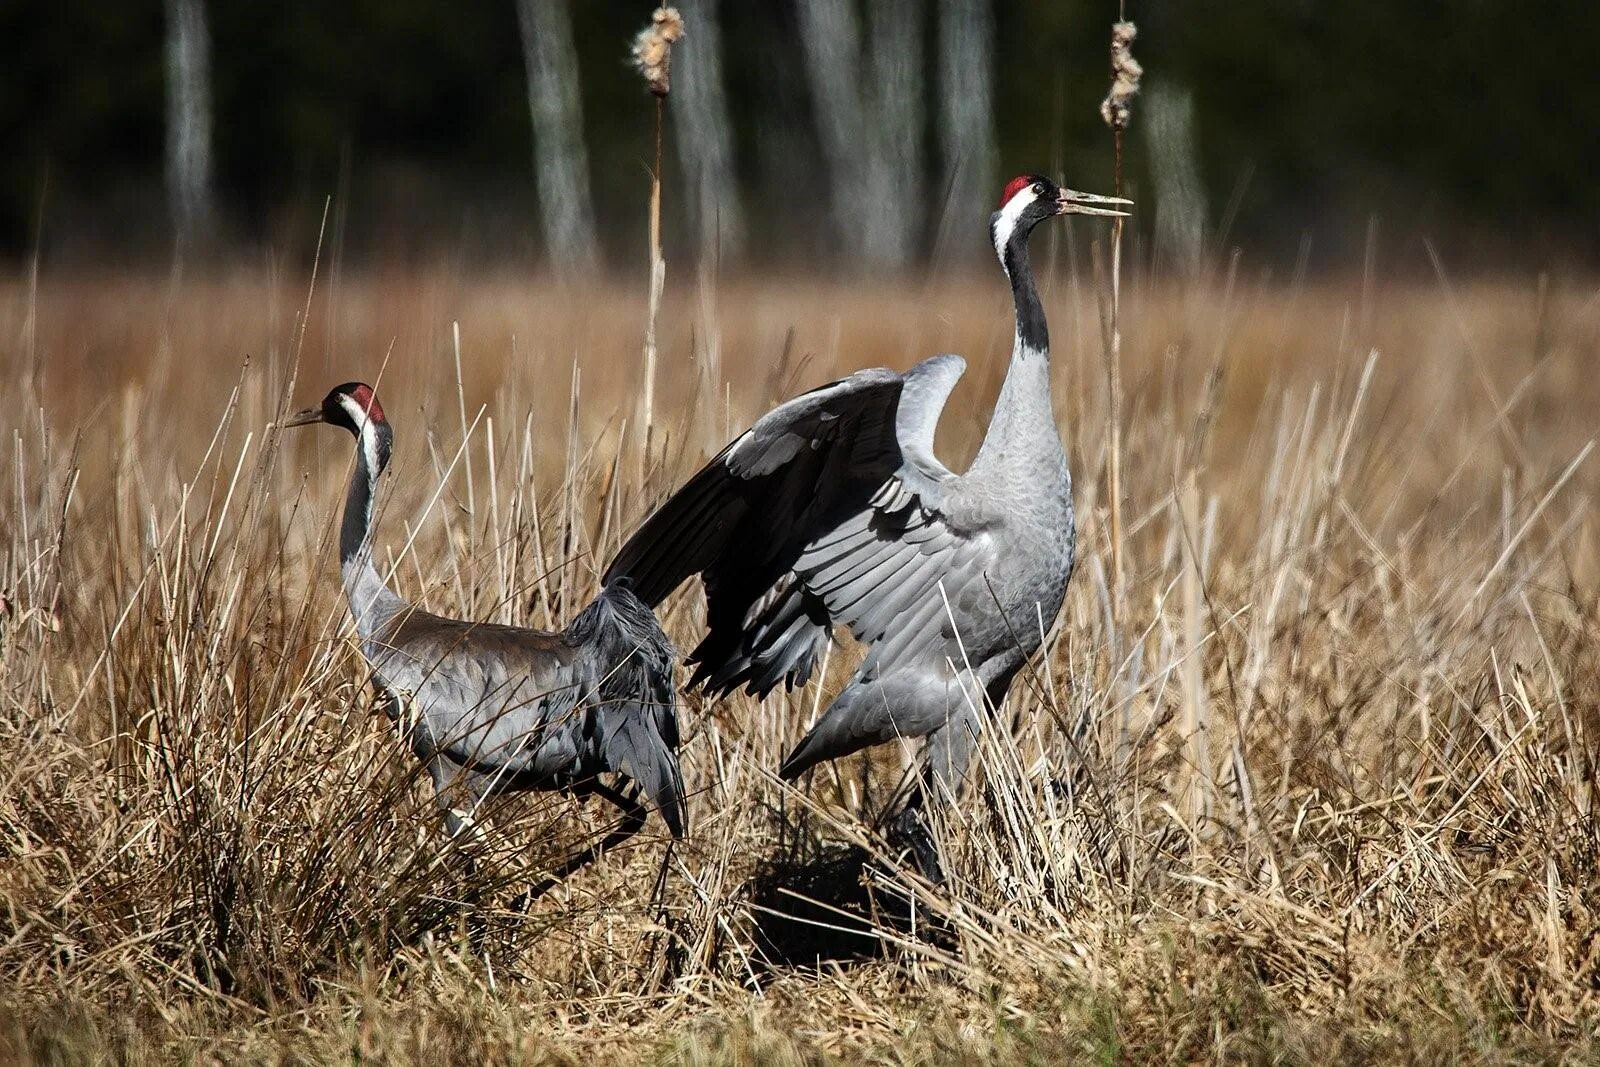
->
[606,176,1118,807]
[291,383,684,860]
[742,344,1074,793]
[349,573,681,838]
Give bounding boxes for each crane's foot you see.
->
[887,804,945,884]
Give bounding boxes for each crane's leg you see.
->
[889,665,1005,882]
[428,757,492,847]
[889,713,980,882]
[423,758,496,953]
[886,721,973,883]
[507,780,649,912]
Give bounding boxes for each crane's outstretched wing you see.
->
[604,355,979,697]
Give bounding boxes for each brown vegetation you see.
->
[1,266,1598,1062]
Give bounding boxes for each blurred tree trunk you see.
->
[164,0,214,252]
[1145,80,1208,277]
[935,0,996,262]
[516,0,599,274]
[796,0,923,267]
[866,0,922,266]
[671,0,743,265]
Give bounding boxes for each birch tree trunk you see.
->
[165,0,214,250]
[1145,79,1209,277]
[670,0,743,264]
[796,0,924,267]
[863,0,921,266]
[516,0,599,274]
[936,0,997,261]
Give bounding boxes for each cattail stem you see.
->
[1100,16,1140,620]
[633,5,682,466]
[1108,129,1126,619]
[1179,468,1210,833]
[643,94,665,459]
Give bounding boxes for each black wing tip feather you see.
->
[578,582,688,837]
[777,742,818,781]
[603,456,741,608]
[659,783,687,838]
[686,648,807,701]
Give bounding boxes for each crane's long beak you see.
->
[279,407,326,428]
[1056,189,1133,217]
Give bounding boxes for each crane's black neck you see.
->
[1001,230,1048,355]
[340,421,392,572]
[322,404,403,640]
[972,213,1061,475]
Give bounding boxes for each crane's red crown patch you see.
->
[1000,175,1040,208]
[348,383,386,423]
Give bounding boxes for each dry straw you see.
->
[3,268,1600,1060]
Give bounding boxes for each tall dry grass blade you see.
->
[452,321,476,560]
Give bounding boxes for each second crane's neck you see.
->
[1001,228,1049,355]
[972,227,1063,474]
[341,419,403,637]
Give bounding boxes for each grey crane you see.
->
[283,382,684,899]
[604,175,1128,869]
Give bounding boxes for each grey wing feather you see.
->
[604,357,977,699]
[798,499,991,658]
[604,368,910,695]
[894,354,965,494]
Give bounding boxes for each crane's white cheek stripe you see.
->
[337,394,383,475]
[360,423,380,478]
[992,187,1038,256]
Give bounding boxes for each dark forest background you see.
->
[4,0,1597,272]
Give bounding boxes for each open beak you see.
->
[1056,188,1133,217]
[278,407,326,428]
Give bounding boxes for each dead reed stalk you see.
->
[633,7,685,460]
[1100,17,1142,620]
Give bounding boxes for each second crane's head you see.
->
[990,174,1131,260]
[282,382,393,474]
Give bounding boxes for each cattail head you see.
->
[1100,21,1143,131]
[632,7,686,98]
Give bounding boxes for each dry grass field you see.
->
[2,262,1599,1063]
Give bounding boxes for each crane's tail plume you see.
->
[571,581,686,837]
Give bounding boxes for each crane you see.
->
[283,382,685,901]
[603,175,1128,874]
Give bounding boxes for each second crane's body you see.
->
[607,175,1127,808]
[285,384,684,883]
[355,572,681,833]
